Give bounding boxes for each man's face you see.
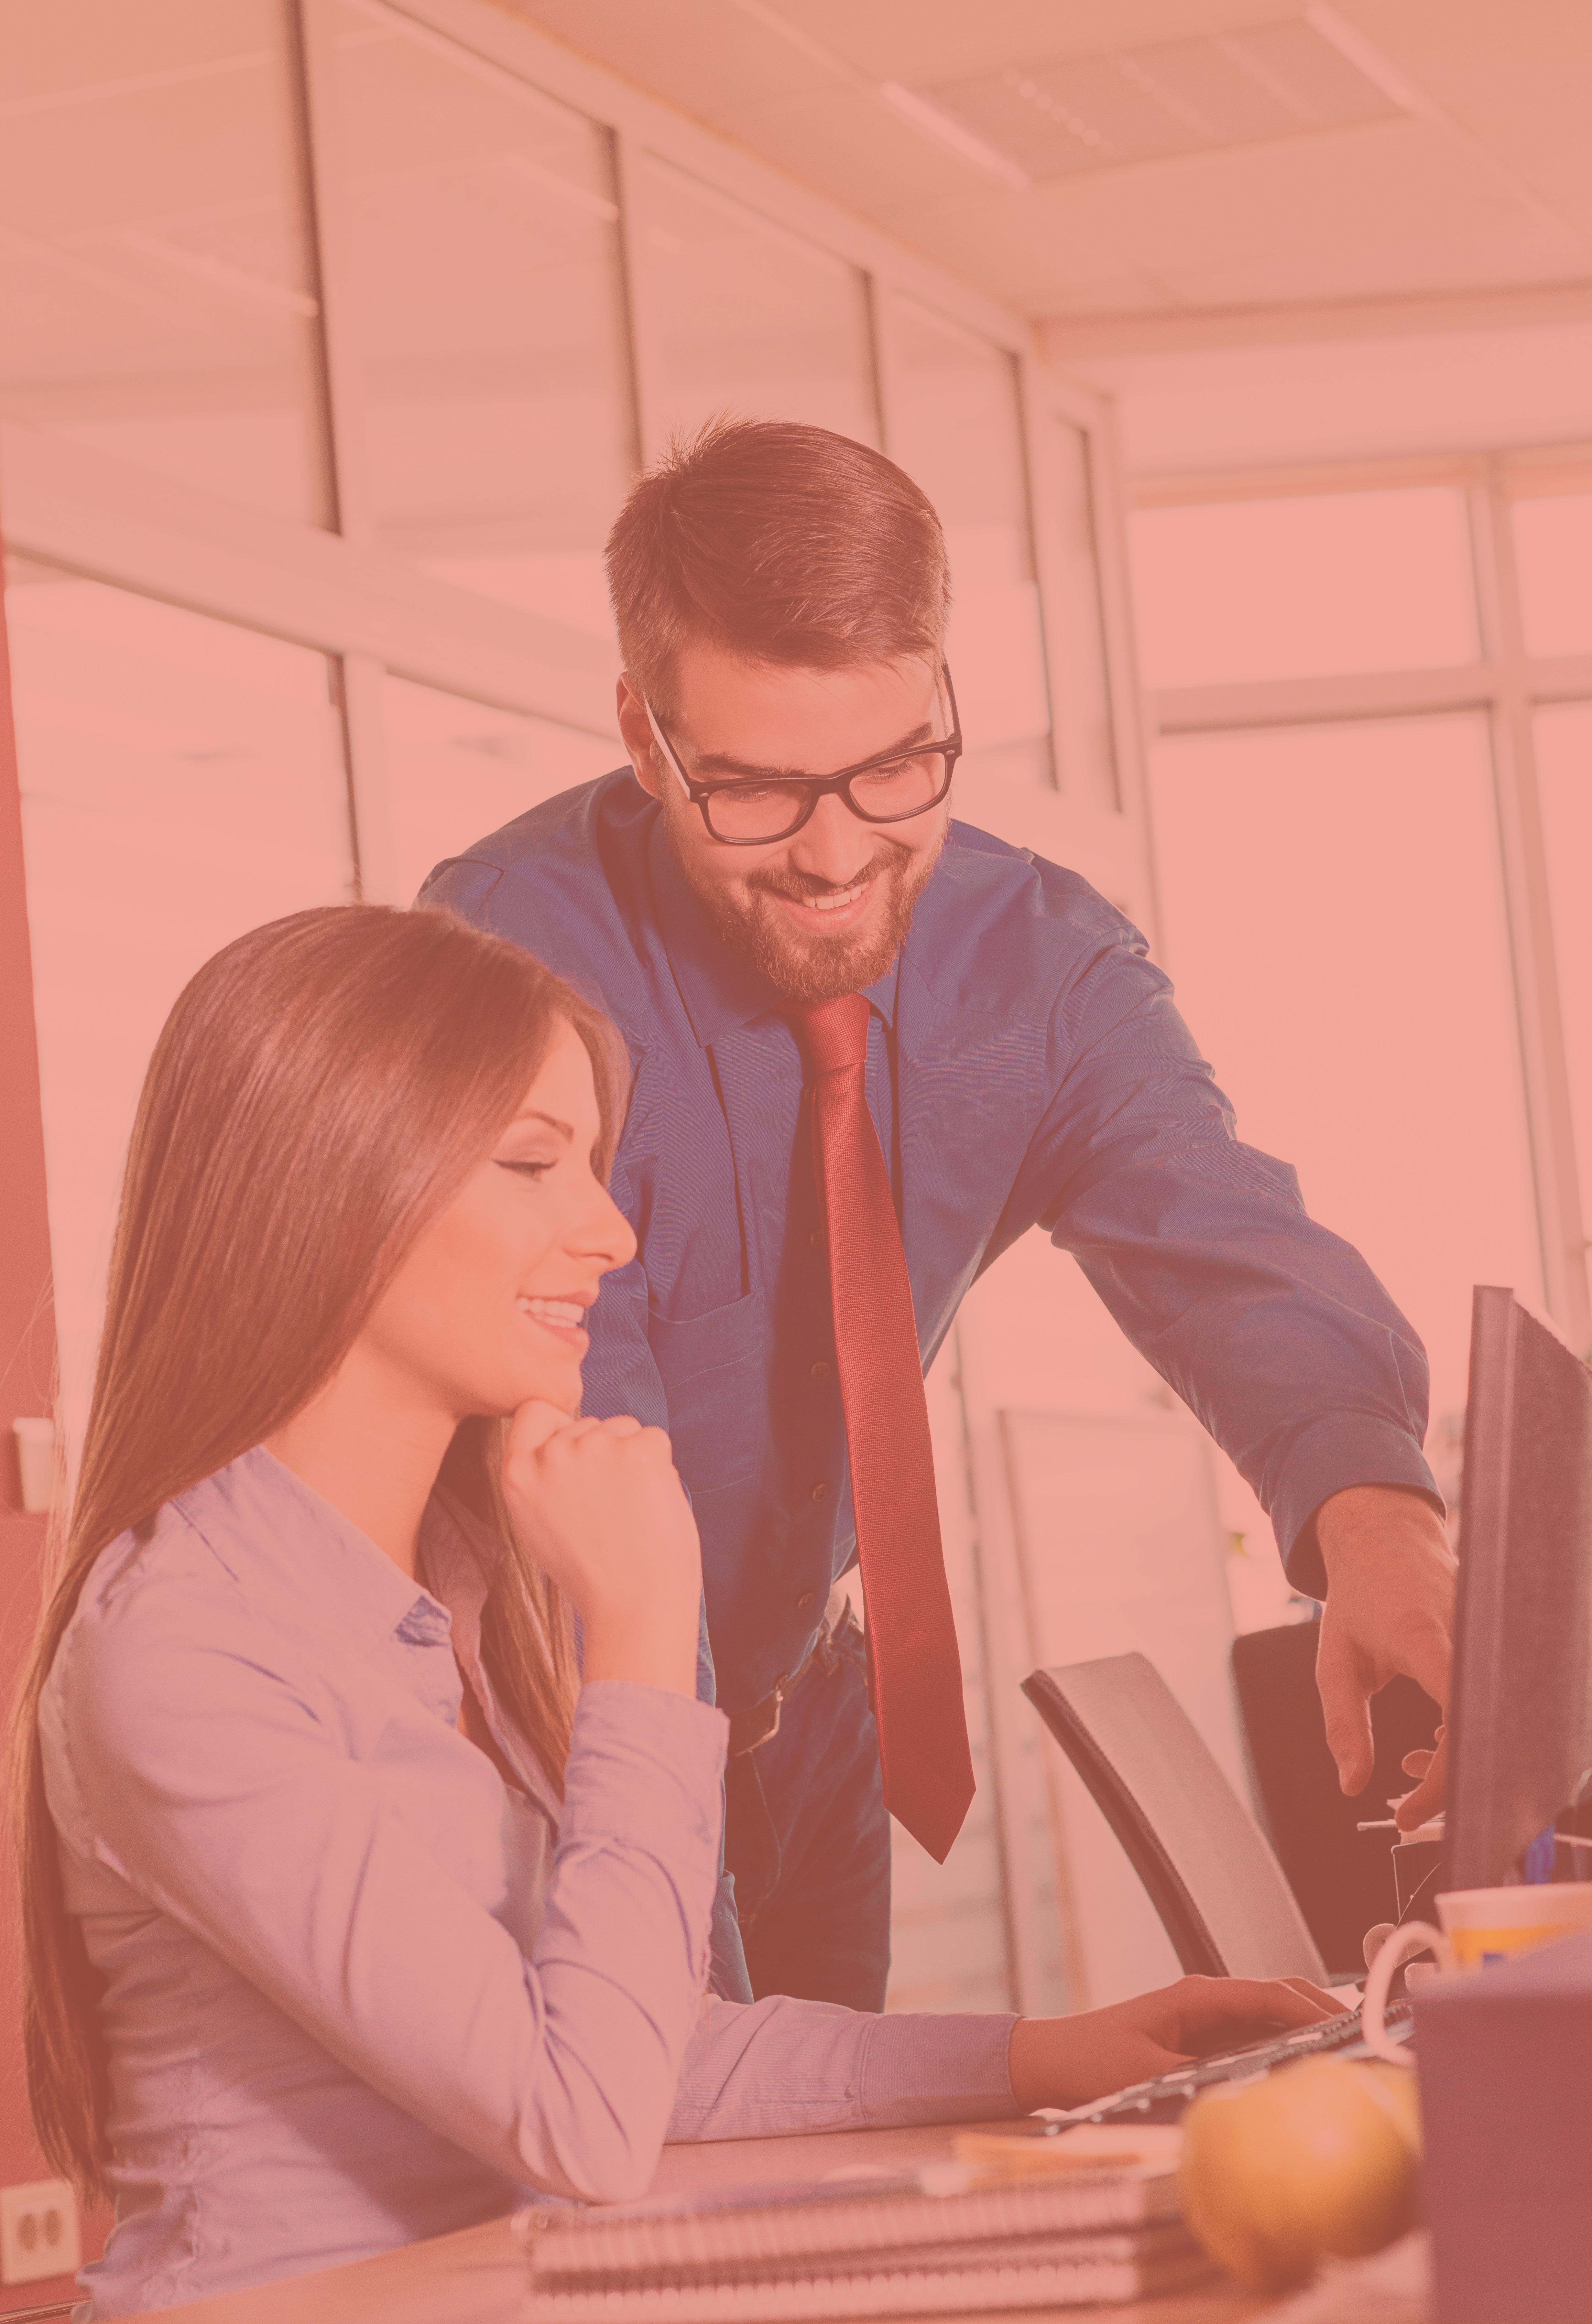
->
[617,645,952,1004]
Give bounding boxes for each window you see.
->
[0,0,328,520]
[1536,704,1592,1279]
[379,675,620,905]
[635,155,877,447]
[884,298,1052,806]
[1133,462,1592,1394]
[7,566,352,1434]
[1513,494,1592,660]
[1130,489,1479,688]
[1149,715,1542,1426]
[332,0,633,637]
[1044,420,1117,811]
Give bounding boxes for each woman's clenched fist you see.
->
[502,1401,702,1696]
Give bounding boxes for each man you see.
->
[422,418,1455,2012]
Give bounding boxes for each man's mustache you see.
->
[745,847,907,904]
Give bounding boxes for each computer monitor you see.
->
[1444,1285,1592,1892]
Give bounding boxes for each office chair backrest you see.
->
[1024,1652,1330,1985]
[1232,1618,1439,1976]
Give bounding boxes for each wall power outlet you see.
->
[0,2178,81,2286]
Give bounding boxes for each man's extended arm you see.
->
[1009,923,1449,1806]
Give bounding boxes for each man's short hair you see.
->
[605,417,949,716]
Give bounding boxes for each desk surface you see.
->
[125,2120,1275,2324]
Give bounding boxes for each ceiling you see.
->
[505,1,1592,322]
[505,0,1592,467]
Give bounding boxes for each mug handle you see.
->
[1360,1921,1450,2064]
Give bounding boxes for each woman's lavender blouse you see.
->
[39,1447,1019,2316]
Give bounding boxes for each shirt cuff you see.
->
[1271,1416,1443,1598]
[857,2011,1025,2128]
[563,1681,729,1856]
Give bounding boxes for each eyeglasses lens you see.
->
[705,750,951,842]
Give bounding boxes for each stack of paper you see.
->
[516,2132,1214,2319]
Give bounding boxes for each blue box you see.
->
[1416,1925,1592,2322]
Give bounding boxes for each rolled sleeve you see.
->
[857,2009,1022,2127]
[667,1997,1021,2142]
[1259,1414,1446,1598]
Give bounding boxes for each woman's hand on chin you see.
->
[1007,1973,1343,2112]
[502,1399,703,1696]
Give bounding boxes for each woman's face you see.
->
[361,1018,636,1422]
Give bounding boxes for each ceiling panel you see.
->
[714,80,998,221]
[856,184,1168,313]
[921,21,1398,180]
[503,0,837,118]
[753,0,1293,84]
[1012,121,1586,309]
[1327,0,1592,108]
[504,0,1592,324]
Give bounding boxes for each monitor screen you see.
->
[1445,1286,1592,1891]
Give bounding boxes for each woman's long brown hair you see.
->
[8,904,626,2204]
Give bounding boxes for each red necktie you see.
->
[790,993,975,1864]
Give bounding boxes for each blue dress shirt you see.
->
[422,773,1438,1715]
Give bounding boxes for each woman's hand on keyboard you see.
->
[1008,1974,1342,2111]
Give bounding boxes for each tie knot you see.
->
[788,992,871,1075]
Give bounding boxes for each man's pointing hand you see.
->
[1313,1483,1455,1831]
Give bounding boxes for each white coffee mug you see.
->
[1361,1882,1592,2064]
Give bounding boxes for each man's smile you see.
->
[768,874,877,931]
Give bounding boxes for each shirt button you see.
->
[795,1589,816,1610]
[808,1227,824,1251]
[809,1480,829,1503]
[809,1358,831,1381]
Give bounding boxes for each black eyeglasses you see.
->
[644,664,961,846]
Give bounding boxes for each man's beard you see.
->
[664,799,945,1004]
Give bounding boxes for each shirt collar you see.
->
[181,1446,499,1663]
[176,1447,560,1806]
[176,1445,450,1658]
[647,811,901,1050]
[417,1485,500,1632]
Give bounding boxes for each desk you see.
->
[124,2121,1275,2324]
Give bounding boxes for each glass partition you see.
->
[884,297,1053,814]
[0,0,328,520]
[1130,488,1480,688]
[1045,419,1118,811]
[1535,703,1592,1282]
[381,674,620,904]
[1513,494,1592,660]
[635,153,878,446]
[1148,714,1541,1429]
[7,565,352,1438]
[332,0,633,638]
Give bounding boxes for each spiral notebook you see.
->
[516,2140,1215,2320]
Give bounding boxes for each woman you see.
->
[13,905,1335,2317]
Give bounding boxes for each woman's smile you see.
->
[516,1293,593,1349]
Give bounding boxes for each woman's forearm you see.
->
[668,1992,1023,2144]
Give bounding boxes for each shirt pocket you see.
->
[647,1286,766,1493]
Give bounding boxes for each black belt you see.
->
[727,1584,851,1758]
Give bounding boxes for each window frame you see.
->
[1134,443,1592,1353]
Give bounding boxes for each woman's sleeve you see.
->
[666,1992,1024,2143]
[52,1587,726,2205]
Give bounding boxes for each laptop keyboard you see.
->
[1059,1998,1416,2128]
